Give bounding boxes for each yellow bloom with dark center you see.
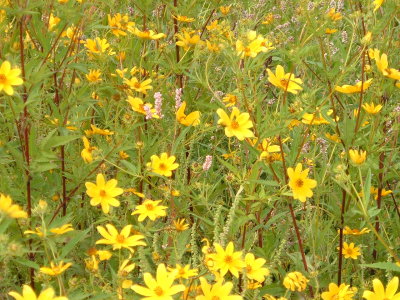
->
[131,199,167,222]
[176,31,201,51]
[84,37,110,55]
[108,13,134,37]
[9,285,68,300]
[146,152,179,177]
[124,77,153,94]
[287,163,317,203]
[81,136,97,163]
[302,109,336,125]
[342,226,370,235]
[244,253,270,283]
[327,8,342,21]
[349,149,367,165]
[168,264,198,279]
[96,224,146,253]
[85,69,102,82]
[220,6,231,15]
[126,96,158,117]
[266,65,303,94]
[50,224,74,235]
[209,242,245,278]
[0,193,27,219]
[196,277,243,300]
[283,271,309,292]
[85,124,114,136]
[370,187,392,200]
[322,283,356,300]
[222,94,238,107]
[362,102,382,114]
[363,277,400,300]
[173,218,189,231]
[340,242,361,259]
[85,173,123,214]
[176,101,200,126]
[40,261,72,276]
[174,15,195,23]
[131,263,185,299]
[0,61,23,96]
[217,107,254,141]
[236,31,274,58]
[335,79,373,94]
[129,27,166,40]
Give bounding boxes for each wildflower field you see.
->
[1,0,400,299]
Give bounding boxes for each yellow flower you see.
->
[129,27,166,40]
[0,193,27,219]
[362,102,382,114]
[216,107,254,141]
[85,124,114,136]
[372,0,384,12]
[168,264,198,279]
[9,285,68,300]
[40,261,72,276]
[85,255,99,272]
[236,31,274,58]
[340,242,361,259]
[363,277,400,300]
[124,77,153,94]
[81,136,97,163]
[262,13,274,25]
[96,250,112,261]
[85,173,124,214]
[176,101,200,126]
[118,258,135,277]
[335,79,373,94]
[126,96,158,117]
[325,28,338,34]
[50,224,74,235]
[263,295,287,300]
[125,188,145,198]
[96,224,146,253]
[0,61,24,96]
[85,69,102,82]
[325,133,341,143]
[173,218,189,231]
[108,13,134,37]
[349,149,367,165]
[283,271,309,292]
[131,199,168,222]
[119,151,129,159]
[370,187,392,200]
[244,253,270,282]
[146,153,179,177]
[287,163,317,203]
[174,15,195,23]
[266,65,303,94]
[196,277,243,300]
[322,283,356,300]
[24,227,45,237]
[131,263,185,299]
[222,94,238,107]
[327,8,342,21]
[302,109,336,125]
[209,242,245,278]
[176,31,201,51]
[342,226,370,235]
[84,37,111,55]
[220,6,231,15]
[48,13,60,31]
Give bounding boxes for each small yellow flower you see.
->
[244,253,270,282]
[335,79,373,94]
[283,271,309,292]
[118,258,135,277]
[168,264,198,279]
[174,15,195,23]
[362,102,382,114]
[146,152,179,177]
[302,109,336,125]
[85,69,102,83]
[131,199,168,222]
[196,277,243,300]
[0,193,27,219]
[124,77,153,94]
[81,136,97,163]
[209,242,245,278]
[349,149,367,165]
[222,94,238,107]
[96,224,146,253]
[129,27,166,40]
[108,13,134,37]
[50,224,74,235]
[84,37,111,55]
[85,124,114,136]
[327,8,342,21]
[322,283,356,300]
[176,31,201,51]
[48,13,60,31]
[0,61,24,96]
[40,261,72,276]
[342,226,370,235]
[96,250,113,261]
[266,65,303,94]
[372,0,384,12]
[85,173,124,214]
[220,6,231,15]
[287,163,317,203]
[24,227,45,237]
[340,242,361,259]
[325,28,338,34]
[216,107,254,141]
[173,218,190,231]
[9,285,68,300]
[176,101,201,126]
[363,276,400,300]
[126,96,158,117]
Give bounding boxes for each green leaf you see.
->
[60,228,91,259]
[363,168,372,209]
[42,134,81,149]
[13,258,40,270]
[361,262,400,272]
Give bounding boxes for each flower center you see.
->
[0,74,7,84]
[231,120,240,129]
[295,179,304,188]
[224,255,233,264]
[246,265,252,273]
[280,79,289,88]
[99,190,107,197]
[212,297,220,300]
[179,268,186,275]
[116,234,125,243]
[154,286,164,296]
[134,82,141,89]
[145,203,154,211]
[158,163,167,171]
[53,266,61,273]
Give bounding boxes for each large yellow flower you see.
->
[0,61,24,96]
[287,163,317,202]
[209,242,245,278]
[131,199,168,222]
[340,242,361,259]
[0,193,27,219]
[196,278,243,300]
[244,253,270,283]
[217,107,254,141]
[363,277,400,300]
[85,174,124,214]
[96,224,146,253]
[9,285,68,300]
[176,101,201,126]
[131,263,185,299]
[40,261,72,276]
[146,153,179,177]
[266,65,303,94]
[322,283,356,300]
[335,79,373,94]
